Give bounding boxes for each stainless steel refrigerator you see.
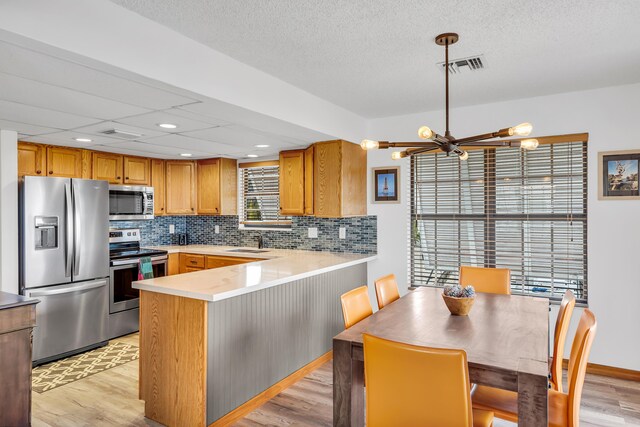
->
[20,176,110,365]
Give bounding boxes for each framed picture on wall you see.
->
[372,166,400,203]
[598,150,640,200]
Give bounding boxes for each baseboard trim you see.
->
[563,359,640,381]
[209,350,333,427]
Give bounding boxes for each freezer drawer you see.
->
[25,279,108,364]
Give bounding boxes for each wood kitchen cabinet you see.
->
[304,145,314,215]
[92,152,123,184]
[18,142,45,176]
[279,150,305,215]
[151,159,166,216]
[167,253,179,276]
[123,156,150,185]
[166,160,197,215]
[46,146,84,178]
[313,139,366,217]
[197,158,237,215]
[179,253,261,273]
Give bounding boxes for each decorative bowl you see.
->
[442,293,475,316]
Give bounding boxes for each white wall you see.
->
[0,130,18,293]
[366,83,640,371]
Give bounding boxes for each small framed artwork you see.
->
[598,150,640,200]
[372,166,400,203]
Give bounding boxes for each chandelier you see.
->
[361,33,539,160]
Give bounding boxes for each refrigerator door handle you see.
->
[73,186,81,276]
[27,279,107,297]
[65,182,73,277]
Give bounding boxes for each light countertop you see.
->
[133,245,376,302]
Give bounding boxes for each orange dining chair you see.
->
[340,286,373,329]
[550,290,576,393]
[363,334,494,427]
[459,266,511,295]
[374,274,400,310]
[472,309,597,427]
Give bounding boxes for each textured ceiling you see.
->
[109,0,640,118]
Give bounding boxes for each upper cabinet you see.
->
[92,153,150,185]
[313,140,366,218]
[166,160,197,215]
[18,142,45,177]
[278,140,366,218]
[197,158,237,215]
[92,152,123,184]
[279,150,305,215]
[151,159,166,216]
[47,146,83,178]
[123,156,150,185]
[304,145,314,215]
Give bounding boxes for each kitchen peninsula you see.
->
[133,246,375,426]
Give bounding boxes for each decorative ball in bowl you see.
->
[442,285,476,316]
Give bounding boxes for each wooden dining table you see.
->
[333,286,550,427]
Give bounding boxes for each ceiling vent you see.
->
[99,129,144,139]
[437,54,486,74]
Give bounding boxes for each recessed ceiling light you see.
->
[255,144,270,148]
[180,153,192,157]
[247,154,259,158]
[158,123,178,129]
[74,137,92,142]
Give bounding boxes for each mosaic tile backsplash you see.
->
[110,215,377,254]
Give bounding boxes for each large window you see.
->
[239,163,291,229]
[410,140,587,303]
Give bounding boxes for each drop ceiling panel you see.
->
[88,144,168,159]
[141,134,238,155]
[167,108,230,127]
[22,130,125,147]
[178,102,333,143]
[102,141,212,158]
[0,72,150,120]
[114,109,217,133]
[72,121,164,140]
[0,119,61,136]
[0,100,100,129]
[182,125,299,149]
[0,40,198,110]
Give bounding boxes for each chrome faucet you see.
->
[257,235,264,249]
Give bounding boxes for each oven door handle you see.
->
[110,255,168,267]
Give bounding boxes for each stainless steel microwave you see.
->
[109,185,154,220]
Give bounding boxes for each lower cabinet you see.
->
[0,297,38,427]
[178,253,261,274]
[167,253,179,276]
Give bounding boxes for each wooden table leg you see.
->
[333,338,364,426]
[517,369,549,427]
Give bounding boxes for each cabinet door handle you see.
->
[36,170,41,174]
[125,177,129,180]
[190,260,197,264]
[49,171,53,175]
[117,176,121,179]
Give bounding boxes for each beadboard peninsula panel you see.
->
[205,263,366,423]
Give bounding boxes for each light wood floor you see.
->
[32,333,640,427]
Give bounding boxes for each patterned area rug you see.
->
[32,342,139,393]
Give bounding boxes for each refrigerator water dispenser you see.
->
[34,216,58,249]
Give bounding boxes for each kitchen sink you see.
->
[225,249,270,254]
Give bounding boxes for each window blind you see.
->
[410,141,587,303]
[239,164,291,227]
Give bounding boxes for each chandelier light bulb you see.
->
[391,151,403,160]
[510,122,533,137]
[417,126,434,140]
[360,139,380,150]
[520,139,539,150]
[458,150,469,161]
